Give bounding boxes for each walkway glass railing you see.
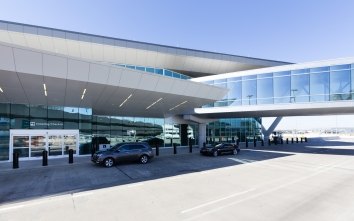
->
[202,63,354,107]
[115,64,191,80]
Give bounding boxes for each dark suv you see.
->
[200,143,240,157]
[91,142,154,167]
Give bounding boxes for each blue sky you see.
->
[0,0,354,130]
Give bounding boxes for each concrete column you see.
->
[198,123,207,148]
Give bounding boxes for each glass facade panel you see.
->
[291,74,310,103]
[48,106,64,129]
[330,70,351,100]
[352,69,354,100]
[0,103,10,130]
[330,64,351,71]
[63,107,78,129]
[310,72,329,102]
[242,79,257,105]
[79,108,92,130]
[310,66,329,73]
[30,105,47,129]
[257,77,273,104]
[11,104,30,129]
[0,130,9,160]
[227,80,242,106]
[273,75,290,103]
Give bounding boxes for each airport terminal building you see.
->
[0,20,353,162]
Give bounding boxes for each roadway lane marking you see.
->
[181,188,256,214]
[183,157,354,221]
[227,158,256,164]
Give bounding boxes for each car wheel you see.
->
[140,155,149,164]
[213,151,218,157]
[233,149,238,155]
[104,158,114,167]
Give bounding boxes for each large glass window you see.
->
[273,75,290,103]
[257,77,273,104]
[291,74,310,103]
[79,108,92,130]
[242,77,257,105]
[63,107,78,129]
[11,104,30,129]
[30,105,47,129]
[310,72,330,102]
[227,78,242,106]
[352,68,354,100]
[330,70,351,101]
[48,106,64,129]
[0,103,10,130]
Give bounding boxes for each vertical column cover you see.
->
[198,123,206,148]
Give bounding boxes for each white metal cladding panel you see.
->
[79,40,92,60]
[181,81,201,97]
[13,48,42,75]
[67,59,89,81]
[135,49,148,67]
[24,33,41,50]
[38,35,55,53]
[66,39,81,58]
[153,77,174,93]
[8,31,27,47]
[137,74,159,91]
[91,43,104,62]
[119,69,142,88]
[52,37,68,55]
[169,80,188,96]
[43,54,67,79]
[114,46,126,63]
[106,67,123,86]
[88,63,110,84]
[103,45,115,63]
[0,44,15,71]
[125,48,137,65]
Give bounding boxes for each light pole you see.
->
[291,89,298,103]
[247,95,253,105]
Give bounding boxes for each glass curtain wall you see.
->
[203,63,354,107]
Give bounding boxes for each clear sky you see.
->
[0,0,354,130]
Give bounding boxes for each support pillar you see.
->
[198,123,207,148]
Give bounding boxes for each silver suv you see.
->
[91,142,154,167]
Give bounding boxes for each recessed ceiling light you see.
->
[146,98,162,110]
[169,101,188,111]
[119,94,133,107]
[81,88,86,100]
[43,83,47,96]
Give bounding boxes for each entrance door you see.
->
[10,130,79,161]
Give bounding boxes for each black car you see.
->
[200,143,240,157]
[91,142,154,167]
[141,137,164,146]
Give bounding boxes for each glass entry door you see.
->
[10,130,79,161]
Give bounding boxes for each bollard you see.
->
[170,138,173,146]
[173,143,177,154]
[268,138,271,146]
[42,150,48,166]
[280,138,283,144]
[253,137,256,148]
[261,139,264,146]
[246,139,248,148]
[189,142,192,153]
[291,138,294,143]
[13,152,19,169]
[300,137,303,143]
[286,138,289,144]
[69,149,74,164]
[305,137,308,142]
[296,137,299,143]
[155,145,159,156]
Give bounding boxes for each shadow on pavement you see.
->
[0,147,293,205]
[246,136,354,156]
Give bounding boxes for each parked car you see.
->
[200,143,240,157]
[91,142,154,167]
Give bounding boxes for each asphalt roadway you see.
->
[1,137,354,221]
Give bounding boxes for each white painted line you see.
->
[184,157,354,221]
[181,188,255,214]
[227,158,253,164]
[0,204,25,212]
[72,192,93,198]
